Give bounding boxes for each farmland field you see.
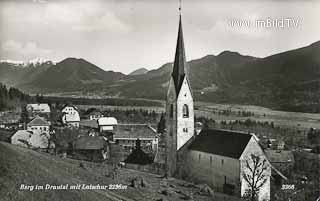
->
[76,100,320,130]
[195,102,320,130]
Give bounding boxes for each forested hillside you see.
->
[0,83,33,111]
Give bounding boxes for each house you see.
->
[267,139,285,150]
[72,136,107,161]
[88,110,104,120]
[26,103,51,118]
[114,124,158,153]
[265,150,294,177]
[61,105,80,128]
[176,129,271,200]
[97,117,117,132]
[27,116,50,134]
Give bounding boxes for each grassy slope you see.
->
[0,142,120,201]
[0,142,239,201]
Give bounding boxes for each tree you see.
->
[40,131,54,153]
[307,128,320,145]
[157,114,166,134]
[51,127,79,154]
[242,154,269,201]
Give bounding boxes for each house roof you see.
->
[27,117,50,126]
[114,124,157,139]
[73,136,105,150]
[97,117,117,126]
[189,129,252,159]
[26,104,51,113]
[89,111,103,116]
[80,120,98,128]
[62,104,78,111]
[265,150,294,163]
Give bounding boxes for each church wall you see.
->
[240,137,271,201]
[176,77,194,150]
[181,149,241,196]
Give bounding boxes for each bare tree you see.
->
[243,154,268,201]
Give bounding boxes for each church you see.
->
[154,8,271,201]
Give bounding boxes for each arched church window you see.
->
[170,104,174,118]
[183,104,189,118]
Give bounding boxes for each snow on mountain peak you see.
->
[0,58,56,67]
[0,59,25,65]
[27,58,56,66]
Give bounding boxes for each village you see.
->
[1,86,319,201]
[0,3,319,201]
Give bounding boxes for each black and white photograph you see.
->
[0,0,319,201]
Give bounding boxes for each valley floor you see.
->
[195,102,320,130]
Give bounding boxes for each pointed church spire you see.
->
[172,4,188,95]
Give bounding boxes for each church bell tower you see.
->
[165,5,194,176]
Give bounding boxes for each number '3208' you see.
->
[281,184,295,190]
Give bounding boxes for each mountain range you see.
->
[0,41,319,112]
[129,68,149,76]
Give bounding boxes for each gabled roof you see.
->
[89,111,103,116]
[27,117,50,126]
[62,104,78,111]
[97,117,117,126]
[73,136,105,150]
[189,129,252,159]
[114,124,157,139]
[172,15,189,95]
[265,150,294,163]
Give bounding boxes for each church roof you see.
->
[189,129,252,159]
[172,15,188,95]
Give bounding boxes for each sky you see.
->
[0,0,320,74]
